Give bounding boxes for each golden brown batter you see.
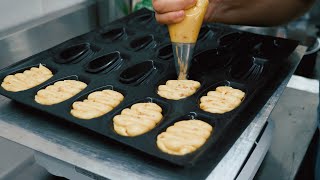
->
[113,102,163,137]
[168,0,209,43]
[157,120,212,155]
[71,89,124,119]
[1,64,53,92]
[157,80,201,100]
[200,86,245,114]
[35,80,87,105]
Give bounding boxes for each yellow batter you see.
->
[157,120,213,155]
[1,64,53,92]
[200,86,245,114]
[113,102,163,137]
[168,0,209,43]
[157,80,201,100]
[71,89,124,119]
[35,80,87,105]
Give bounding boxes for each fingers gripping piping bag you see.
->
[168,0,209,80]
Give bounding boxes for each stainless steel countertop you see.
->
[0,44,306,180]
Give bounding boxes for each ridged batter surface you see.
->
[71,89,124,119]
[200,86,245,114]
[113,102,163,137]
[35,80,87,105]
[1,64,53,92]
[157,120,212,155]
[157,80,200,100]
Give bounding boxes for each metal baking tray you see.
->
[0,9,299,167]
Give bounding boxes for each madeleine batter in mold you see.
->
[35,80,87,105]
[1,64,53,92]
[200,86,245,114]
[71,89,124,119]
[157,119,213,155]
[113,102,163,137]
[157,80,201,100]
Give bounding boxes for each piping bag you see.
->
[168,0,209,80]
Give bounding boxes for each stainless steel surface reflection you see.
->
[0,1,97,69]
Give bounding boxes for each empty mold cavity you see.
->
[129,35,156,51]
[56,43,91,64]
[129,13,154,24]
[119,60,156,85]
[157,44,173,60]
[198,25,211,40]
[85,51,122,73]
[230,56,269,81]
[251,38,298,59]
[100,27,126,41]
[218,32,243,48]
[190,48,233,75]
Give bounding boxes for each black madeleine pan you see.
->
[0,9,299,167]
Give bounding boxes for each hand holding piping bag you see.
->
[154,0,209,80]
[153,0,315,79]
[168,0,209,44]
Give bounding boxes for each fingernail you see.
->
[177,10,184,17]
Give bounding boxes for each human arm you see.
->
[152,0,316,26]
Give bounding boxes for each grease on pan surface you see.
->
[71,89,124,119]
[35,80,87,105]
[200,86,245,114]
[157,120,213,155]
[1,64,53,92]
[157,80,201,100]
[113,102,163,137]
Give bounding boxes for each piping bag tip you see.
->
[168,0,208,80]
[172,42,195,80]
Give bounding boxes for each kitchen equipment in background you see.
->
[0,0,98,70]
[288,31,320,78]
[133,0,153,11]
[96,0,131,26]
